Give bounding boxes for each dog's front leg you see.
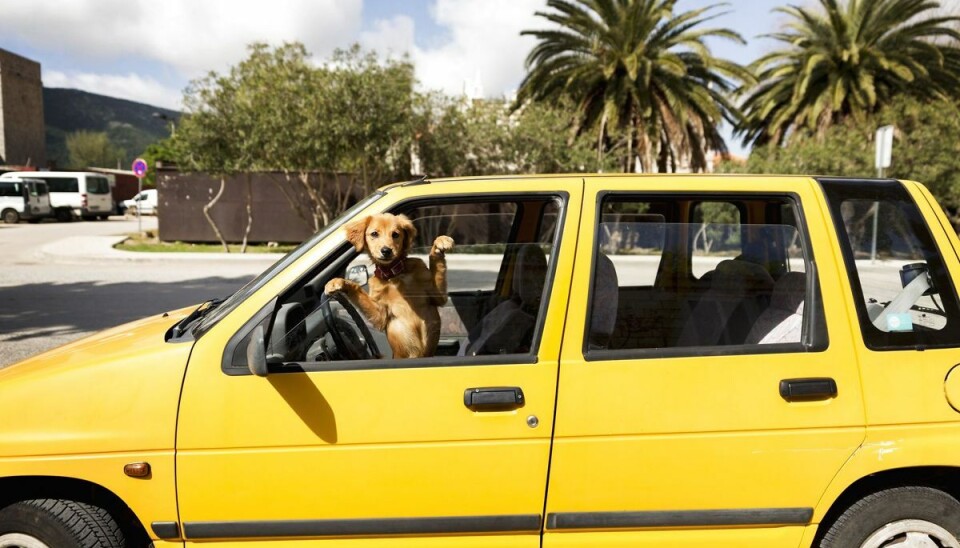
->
[324,278,388,331]
[429,236,454,305]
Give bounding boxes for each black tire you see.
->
[97,215,109,221]
[0,499,124,547]
[820,486,960,547]
[2,209,19,224]
[55,209,72,223]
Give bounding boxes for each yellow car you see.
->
[3,175,960,548]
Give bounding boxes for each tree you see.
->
[721,96,960,228]
[66,131,125,170]
[416,95,617,177]
[739,0,960,147]
[517,0,752,173]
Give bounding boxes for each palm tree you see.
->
[739,0,960,147]
[517,0,752,173]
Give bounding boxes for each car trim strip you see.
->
[181,514,542,539]
[546,508,814,530]
[150,521,180,539]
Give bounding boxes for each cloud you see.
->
[44,70,183,110]
[359,15,416,57]
[361,0,546,98]
[0,0,363,76]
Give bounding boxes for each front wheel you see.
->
[820,486,960,548]
[0,499,124,548]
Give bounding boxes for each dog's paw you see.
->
[325,278,347,295]
[431,235,454,256]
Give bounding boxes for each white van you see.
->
[0,171,113,221]
[0,178,52,223]
[122,188,158,215]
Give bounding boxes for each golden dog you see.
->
[325,213,454,359]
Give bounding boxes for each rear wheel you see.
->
[0,499,124,548]
[54,209,72,223]
[820,486,960,548]
[2,209,19,224]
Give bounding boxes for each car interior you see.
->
[261,197,562,367]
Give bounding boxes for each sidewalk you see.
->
[37,235,282,265]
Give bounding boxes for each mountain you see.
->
[43,88,179,169]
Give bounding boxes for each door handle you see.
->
[780,378,837,401]
[464,387,525,411]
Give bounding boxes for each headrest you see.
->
[590,253,619,343]
[513,244,547,308]
[771,272,806,313]
[713,259,775,294]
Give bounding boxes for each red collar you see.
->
[374,259,406,281]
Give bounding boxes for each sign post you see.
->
[132,158,148,235]
[870,126,895,263]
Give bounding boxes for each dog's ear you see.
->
[397,214,417,255]
[344,216,370,252]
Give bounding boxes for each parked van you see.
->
[0,177,51,223]
[122,188,158,215]
[0,171,113,221]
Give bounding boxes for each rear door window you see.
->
[820,179,960,349]
[86,176,111,194]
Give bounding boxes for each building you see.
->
[0,49,45,167]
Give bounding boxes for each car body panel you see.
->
[0,308,192,536]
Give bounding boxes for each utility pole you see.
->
[872,125,894,263]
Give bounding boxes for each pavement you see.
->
[0,217,279,367]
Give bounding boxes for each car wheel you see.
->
[54,209,72,223]
[0,499,124,548]
[820,486,960,548]
[2,209,19,224]
[97,215,109,221]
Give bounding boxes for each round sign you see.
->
[132,158,148,178]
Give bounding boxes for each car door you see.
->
[175,178,583,546]
[542,176,866,548]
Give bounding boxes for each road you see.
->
[0,218,270,367]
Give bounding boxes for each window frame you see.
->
[819,178,960,351]
[583,190,829,362]
[221,191,570,375]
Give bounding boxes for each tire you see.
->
[2,209,19,224]
[0,499,124,548]
[820,486,960,548]
[97,215,109,221]
[55,209,72,223]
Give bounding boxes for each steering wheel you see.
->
[321,292,380,360]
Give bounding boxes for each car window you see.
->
[247,195,564,373]
[0,182,21,198]
[586,193,825,356]
[86,177,110,194]
[820,179,960,350]
[45,178,79,193]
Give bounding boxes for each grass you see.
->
[115,233,297,254]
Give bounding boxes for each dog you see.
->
[324,213,454,359]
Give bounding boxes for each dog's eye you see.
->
[392,231,400,239]
[370,231,378,238]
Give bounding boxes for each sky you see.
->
[0,0,793,156]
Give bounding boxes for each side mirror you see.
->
[246,324,269,376]
[346,264,369,286]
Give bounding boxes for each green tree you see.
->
[517,0,752,173]
[721,96,960,227]
[66,131,125,170]
[739,0,960,147]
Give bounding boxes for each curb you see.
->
[37,235,282,265]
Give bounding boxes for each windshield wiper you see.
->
[170,298,224,339]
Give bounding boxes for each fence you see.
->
[156,168,362,243]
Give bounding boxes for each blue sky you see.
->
[0,0,792,155]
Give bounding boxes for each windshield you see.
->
[193,191,384,336]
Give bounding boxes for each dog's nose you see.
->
[380,247,393,258]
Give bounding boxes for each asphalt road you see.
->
[0,217,269,367]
